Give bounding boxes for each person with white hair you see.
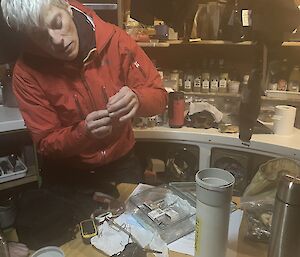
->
[0,0,167,194]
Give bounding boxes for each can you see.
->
[195,168,235,257]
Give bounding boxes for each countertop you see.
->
[1,106,299,159]
[134,126,300,160]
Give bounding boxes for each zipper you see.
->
[74,94,85,119]
[80,71,97,111]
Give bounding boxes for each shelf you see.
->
[137,40,255,48]
[183,92,241,98]
[0,106,26,133]
[0,164,39,190]
[281,41,300,47]
[261,96,300,103]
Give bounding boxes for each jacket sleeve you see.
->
[13,65,94,158]
[117,29,168,117]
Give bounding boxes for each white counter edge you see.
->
[133,126,300,160]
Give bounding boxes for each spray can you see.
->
[195,168,235,257]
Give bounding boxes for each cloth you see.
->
[12,0,167,169]
[243,158,300,199]
[189,102,223,123]
[91,213,168,257]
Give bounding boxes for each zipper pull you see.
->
[74,94,85,120]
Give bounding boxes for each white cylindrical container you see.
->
[31,246,65,257]
[273,105,296,135]
[195,168,235,257]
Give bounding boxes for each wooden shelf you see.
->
[0,165,39,190]
[281,41,300,47]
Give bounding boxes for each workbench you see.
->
[60,184,268,257]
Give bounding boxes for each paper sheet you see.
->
[168,210,244,256]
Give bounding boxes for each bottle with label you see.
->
[177,70,184,91]
[209,59,219,93]
[218,59,229,93]
[201,59,210,93]
[241,2,253,41]
[170,69,180,91]
[193,70,202,92]
[184,70,193,92]
[288,65,300,92]
[277,59,289,91]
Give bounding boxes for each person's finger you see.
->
[86,116,111,131]
[109,97,136,118]
[107,86,129,106]
[119,99,139,122]
[107,92,134,114]
[86,110,109,122]
[92,125,112,138]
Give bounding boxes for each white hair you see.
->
[1,0,70,33]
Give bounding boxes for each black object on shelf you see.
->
[0,4,23,64]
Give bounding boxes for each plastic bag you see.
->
[241,158,300,242]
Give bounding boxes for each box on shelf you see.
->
[0,155,27,183]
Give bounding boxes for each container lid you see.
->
[196,168,235,192]
[277,175,300,206]
[31,246,64,257]
[195,168,235,206]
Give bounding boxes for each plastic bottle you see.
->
[209,59,219,93]
[193,70,202,92]
[201,59,210,93]
[219,59,229,93]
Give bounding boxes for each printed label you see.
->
[202,80,209,89]
[184,80,192,90]
[219,79,227,88]
[195,217,202,256]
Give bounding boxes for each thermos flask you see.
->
[195,168,235,257]
[168,91,185,128]
[0,229,10,257]
[268,175,300,257]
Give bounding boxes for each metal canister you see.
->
[0,229,10,257]
[268,175,300,257]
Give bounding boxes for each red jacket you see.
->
[13,0,167,168]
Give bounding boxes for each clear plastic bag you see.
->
[240,196,273,243]
[241,158,300,242]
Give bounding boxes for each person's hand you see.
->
[85,110,112,139]
[8,242,29,257]
[107,86,139,122]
